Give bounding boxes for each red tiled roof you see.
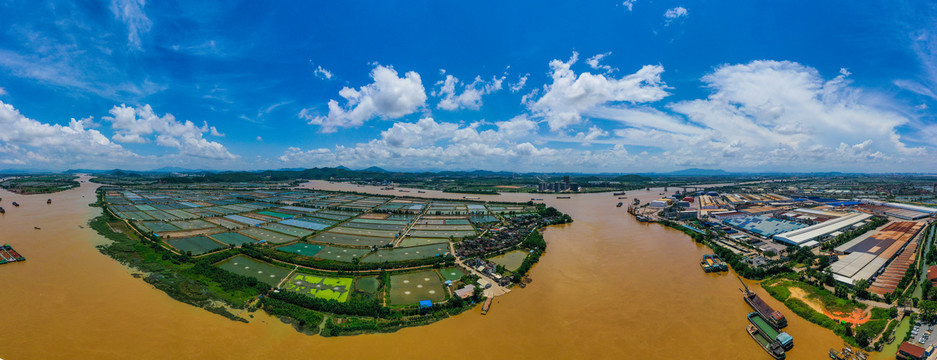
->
[899,342,925,358]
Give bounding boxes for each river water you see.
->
[0,177,846,359]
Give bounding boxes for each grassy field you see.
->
[388,270,447,305]
[215,255,291,286]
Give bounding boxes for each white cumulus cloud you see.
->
[104,104,236,159]
[529,51,669,131]
[434,74,505,110]
[300,64,426,133]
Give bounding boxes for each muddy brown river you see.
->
[0,177,848,359]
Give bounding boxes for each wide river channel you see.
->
[0,177,852,359]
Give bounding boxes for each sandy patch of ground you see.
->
[788,287,870,325]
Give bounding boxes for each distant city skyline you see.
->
[0,1,935,172]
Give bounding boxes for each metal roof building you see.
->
[774,212,872,246]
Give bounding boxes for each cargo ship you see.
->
[747,324,786,359]
[748,312,793,350]
[738,276,787,329]
[481,297,492,315]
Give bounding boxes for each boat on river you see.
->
[616,202,623,208]
[481,297,492,315]
[747,312,793,350]
[0,206,4,214]
[12,201,19,207]
[738,276,787,329]
[747,324,786,359]
[47,198,52,204]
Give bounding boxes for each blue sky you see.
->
[0,1,935,172]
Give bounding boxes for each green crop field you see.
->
[215,255,290,286]
[277,243,325,257]
[282,273,353,302]
[167,236,225,255]
[389,270,447,305]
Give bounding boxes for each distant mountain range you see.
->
[0,166,926,178]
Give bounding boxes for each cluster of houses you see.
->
[455,215,541,258]
[464,257,512,286]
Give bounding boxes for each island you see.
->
[90,183,571,336]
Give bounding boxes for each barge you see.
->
[556,196,571,199]
[700,254,728,272]
[613,192,627,196]
[748,312,793,350]
[738,276,788,329]
[747,324,786,359]
[481,297,492,315]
